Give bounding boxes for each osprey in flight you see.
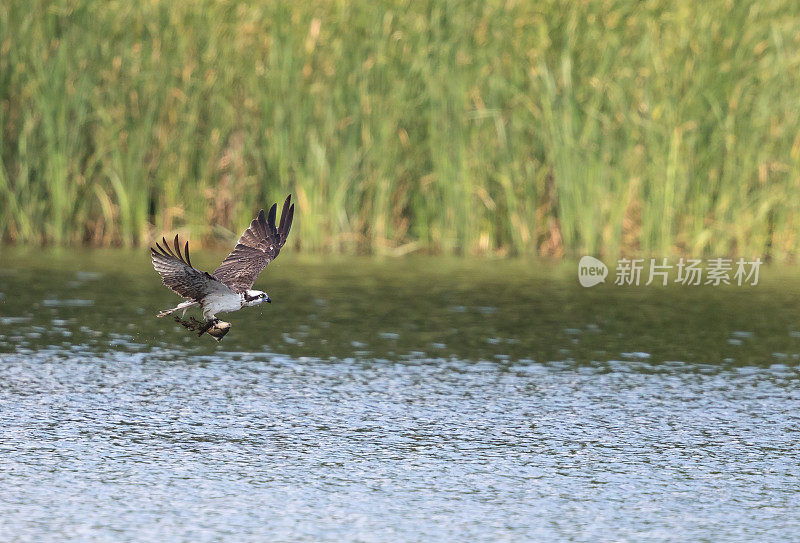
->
[151,195,294,340]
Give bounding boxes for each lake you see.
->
[1,248,799,541]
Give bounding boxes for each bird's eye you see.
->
[260,293,265,298]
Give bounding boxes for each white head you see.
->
[244,289,271,306]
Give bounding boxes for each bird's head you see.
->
[244,289,271,306]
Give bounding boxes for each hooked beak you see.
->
[266,296,271,303]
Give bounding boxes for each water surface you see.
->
[1,248,799,541]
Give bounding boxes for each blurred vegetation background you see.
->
[1,0,799,258]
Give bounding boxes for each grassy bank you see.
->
[1,0,799,258]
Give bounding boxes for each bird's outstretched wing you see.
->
[212,195,295,293]
[151,235,232,301]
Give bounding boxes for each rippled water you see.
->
[1,248,799,541]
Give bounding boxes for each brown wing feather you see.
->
[212,195,295,293]
[151,234,230,301]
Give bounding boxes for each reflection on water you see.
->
[0,248,799,540]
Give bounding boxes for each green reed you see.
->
[1,0,799,259]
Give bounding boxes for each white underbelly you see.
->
[202,292,243,318]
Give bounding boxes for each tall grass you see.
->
[1,0,799,259]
